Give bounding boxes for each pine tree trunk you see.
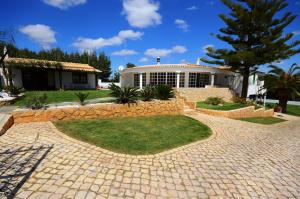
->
[241,68,250,99]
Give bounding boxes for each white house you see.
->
[120,58,264,98]
[0,57,101,90]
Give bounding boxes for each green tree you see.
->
[126,62,136,68]
[201,0,300,99]
[110,71,120,82]
[264,64,300,113]
[96,52,111,81]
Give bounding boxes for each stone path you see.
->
[0,111,299,198]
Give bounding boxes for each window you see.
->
[134,73,146,87]
[188,73,209,87]
[150,73,158,85]
[72,72,87,84]
[179,73,185,87]
[167,73,176,87]
[157,73,166,85]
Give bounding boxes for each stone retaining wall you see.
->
[178,88,234,102]
[12,99,184,123]
[197,106,274,119]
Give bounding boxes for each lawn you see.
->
[13,90,112,106]
[266,103,300,117]
[197,102,248,111]
[238,117,286,125]
[54,115,212,155]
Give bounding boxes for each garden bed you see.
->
[197,102,248,110]
[238,117,286,125]
[12,90,111,106]
[54,115,212,155]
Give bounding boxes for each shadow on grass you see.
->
[0,145,53,199]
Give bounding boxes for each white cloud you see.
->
[144,45,187,57]
[293,30,300,36]
[43,0,86,9]
[186,6,197,10]
[72,30,143,50]
[122,0,162,28]
[112,49,138,56]
[202,44,214,53]
[19,24,56,49]
[139,57,149,62]
[174,19,189,32]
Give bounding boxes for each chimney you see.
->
[196,57,200,65]
[156,57,160,65]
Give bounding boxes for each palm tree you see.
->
[264,63,300,113]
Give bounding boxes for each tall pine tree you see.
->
[201,0,300,98]
[97,52,111,81]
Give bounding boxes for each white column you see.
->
[176,72,180,89]
[139,73,143,89]
[211,73,215,86]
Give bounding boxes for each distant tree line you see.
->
[0,45,112,81]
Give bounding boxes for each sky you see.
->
[2,0,300,73]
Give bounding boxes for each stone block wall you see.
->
[197,106,274,119]
[178,88,234,102]
[12,99,184,123]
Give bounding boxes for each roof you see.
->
[5,58,101,73]
[122,63,230,72]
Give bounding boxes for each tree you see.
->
[126,62,136,68]
[110,71,120,82]
[201,0,300,99]
[96,52,111,82]
[264,64,300,113]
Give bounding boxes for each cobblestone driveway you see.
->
[0,111,299,199]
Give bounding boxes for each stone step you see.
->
[0,113,14,135]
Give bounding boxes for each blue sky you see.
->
[2,0,300,73]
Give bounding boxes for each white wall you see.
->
[0,68,23,88]
[55,71,96,89]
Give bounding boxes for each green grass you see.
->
[197,102,248,111]
[266,103,300,117]
[238,117,286,125]
[54,115,212,155]
[13,90,111,106]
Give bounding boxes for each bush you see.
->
[140,86,155,101]
[204,97,225,105]
[232,96,247,104]
[75,92,89,106]
[4,85,24,97]
[109,83,139,104]
[154,84,174,100]
[26,93,48,110]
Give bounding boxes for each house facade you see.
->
[0,58,101,90]
[120,58,264,98]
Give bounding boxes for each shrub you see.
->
[154,84,174,100]
[109,83,139,104]
[140,86,155,101]
[26,93,48,110]
[232,95,247,104]
[204,97,225,105]
[4,85,24,97]
[75,92,89,106]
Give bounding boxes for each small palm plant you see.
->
[109,83,139,104]
[140,86,155,101]
[75,92,89,106]
[264,63,300,113]
[154,84,174,100]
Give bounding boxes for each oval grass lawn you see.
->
[54,115,211,155]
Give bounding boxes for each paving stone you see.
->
[1,111,299,198]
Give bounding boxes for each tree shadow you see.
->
[0,144,53,199]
